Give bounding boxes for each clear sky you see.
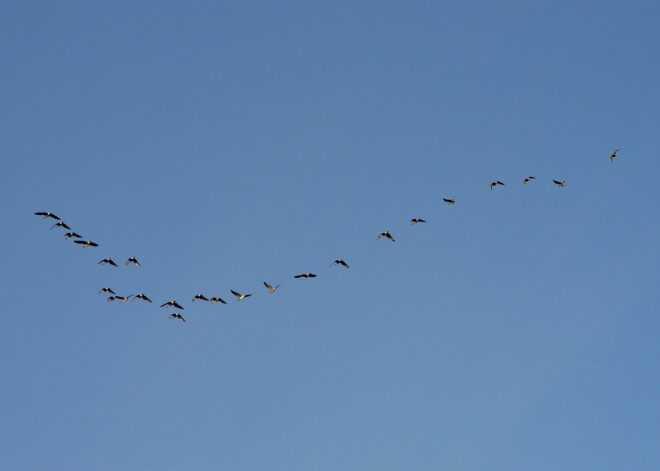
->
[1,1,658,470]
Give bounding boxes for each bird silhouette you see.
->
[161,300,184,310]
[489,181,505,190]
[132,294,152,302]
[231,290,252,301]
[51,221,71,230]
[410,218,426,225]
[522,176,536,184]
[126,257,141,266]
[192,294,209,302]
[34,212,60,220]
[263,282,280,293]
[168,313,186,322]
[443,198,456,205]
[609,149,622,162]
[64,232,82,240]
[294,273,317,279]
[74,240,99,247]
[99,287,116,294]
[552,177,568,187]
[377,231,395,242]
[98,258,118,267]
[210,297,227,304]
[331,259,350,268]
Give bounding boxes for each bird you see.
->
[231,290,252,301]
[377,231,395,242]
[107,295,120,302]
[294,273,317,279]
[522,176,536,184]
[552,177,568,187]
[51,221,71,230]
[443,198,456,205]
[331,259,350,268]
[263,282,280,293]
[168,313,186,322]
[64,232,82,240]
[99,287,116,294]
[74,240,99,247]
[192,294,209,302]
[98,258,118,267]
[34,212,60,220]
[210,297,227,304]
[489,181,505,190]
[410,218,426,225]
[115,296,131,303]
[160,300,184,310]
[126,257,141,266]
[132,294,152,302]
[609,149,622,162]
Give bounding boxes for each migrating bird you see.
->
[522,176,536,185]
[51,221,71,230]
[410,218,426,225]
[377,231,395,242]
[64,232,82,240]
[74,240,99,247]
[443,198,456,205]
[331,259,350,268]
[263,282,280,293]
[126,257,141,266]
[34,212,60,220]
[192,294,209,302]
[107,296,120,302]
[160,300,184,310]
[489,181,505,190]
[609,149,622,162]
[132,294,152,302]
[552,176,568,187]
[231,290,252,301]
[294,273,317,279]
[99,287,116,294]
[107,295,129,303]
[98,258,118,267]
[210,297,227,304]
[168,313,186,322]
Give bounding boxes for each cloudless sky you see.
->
[1,1,658,470]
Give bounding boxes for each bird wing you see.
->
[231,289,240,297]
[90,242,98,246]
[264,282,273,289]
[74,240,85,245]
[110,260,118,267]
[553,180,561,185]
[173,302,184,310]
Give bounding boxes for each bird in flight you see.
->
[192,294,209,302]
[522,176,536,185]
[210,297,227,304]
[126,257,141,266]
[609,149,622,162]
[107,296,120,302]
[132,294,152,302]
[51,221,71,230]
[331,259,350,268]
[489,181,505,190]
[552,177,568,187]
[168,313,186,322]
[74,240,99,247]
[34,212,60,220]
[410,218,426,225]
[294,273,317,279]
[263,282,280,293]
[443,198,456,205]
[64,232,82,240]
[231,290,252,301]
[107,295,129,303]
[161,300,184,310]
[99,287,116,294]
[98,258,118,267]
[377,231,395,242]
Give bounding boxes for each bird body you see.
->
[443,198,456,205]
[331,259,350,268]
[126,257,141,266]
[98,258,118,267]
[51,221,71,230]
[410,218,426,225]
[64,232,82,240]
[553,177,568,187]
[231,290,252,301]
[210,297,227,304]
[377,231,395,242]
[609,149,622,162]
[192,294,209,302]
[263,282,280,293]
[489,181,505,190]
[161,300,184,310]
[133,294,152,302]
[99,287,116,294]
[522,176,536,184]
[169,313,186,322]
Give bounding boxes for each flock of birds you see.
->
[34,150,623,323]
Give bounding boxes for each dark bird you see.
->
[377,231,395,242]
[64,232,82,240]
[609,149,622,162]
[294,273,317,279]
[115,296,130,303]
[107,296,120,302]
[522,176,536,185]
[98,258,118,267]
[132,294,152,303]
[160,300,184,310]
[552,177,568,187]
[443,198,456,205]
[231,290,252,301]
[51,221,71,230]
[210,297,227,304]
[410,218,426,225]
[263,282,280,293]
[331,259,350,268]
[74,240,99,247]
[489,181,505,190]
[168,313,186,322]
[192,294,209,302]
[126,257,141,266]
[99,287,116,294]
[34,212,60,220]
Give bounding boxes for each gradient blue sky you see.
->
[1,1,658,470]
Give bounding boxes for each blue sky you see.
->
[1,1,658,469]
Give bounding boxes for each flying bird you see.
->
[522,176,536,185]
[410,218,426,225]
[107,296,120,302]
[263,282,280,293]
[609,149,622,162]
[51,221,71,230]
[74,240,99,247]
[331,259,350,268]
[552,177,568,187]
[377,231,395,242]
[99,287,116,294]
[210,297,227,304]
[489,181,505,190]
[443,198,456,205]
[231,290,252,301]
[107,296,129,302]
[294,273,317,279]
[192,294,209,302]
[64,232,82,240]
[168,313,186,322]
[98,258,118,267]
[160,300,184,310]
[132,294,152,302]
[126,257,141,266]
[34,212,60,220]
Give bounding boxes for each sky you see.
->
[1,1,659,469]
